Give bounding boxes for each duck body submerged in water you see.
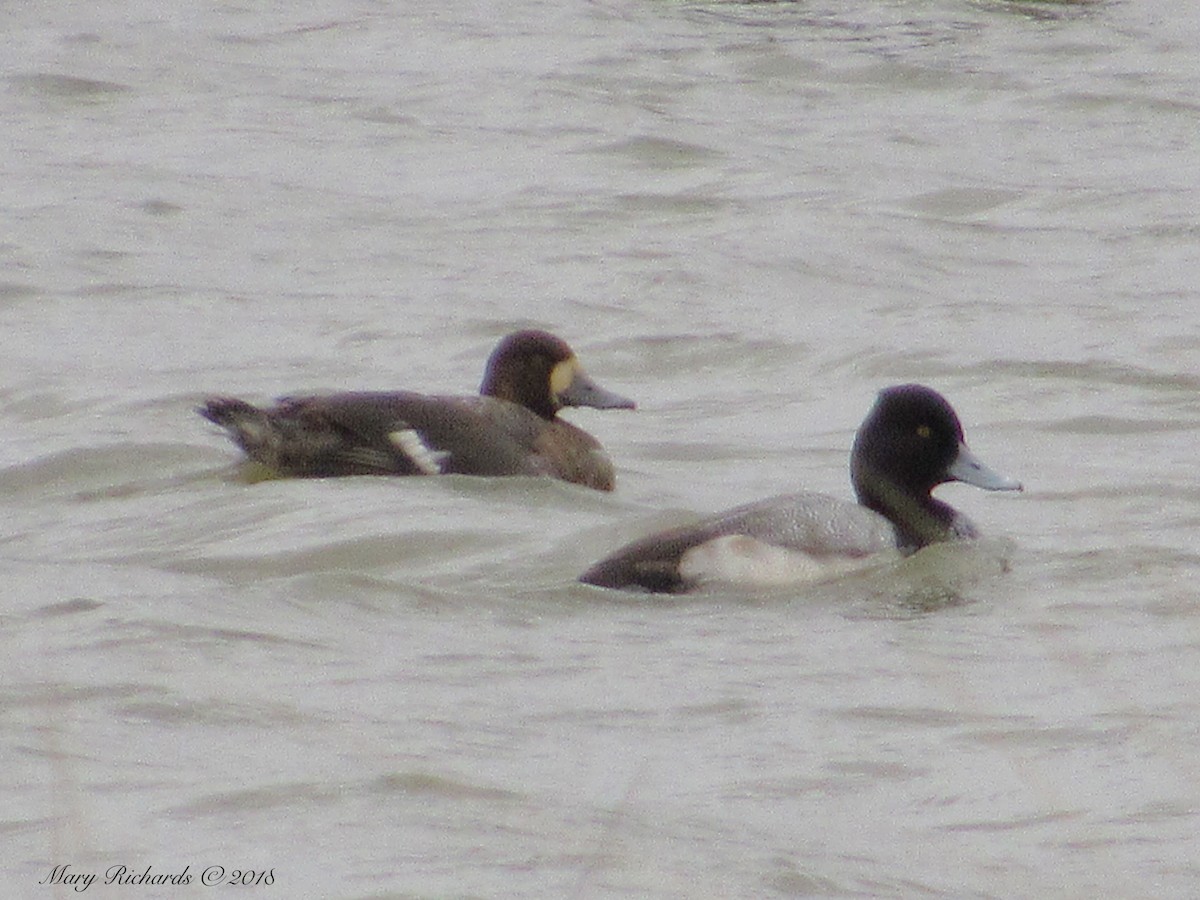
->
[200,330,634,491]
[580,384,1021,592]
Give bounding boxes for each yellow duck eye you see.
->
[916,424,931,439]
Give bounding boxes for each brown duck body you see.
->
[199,330,633,491]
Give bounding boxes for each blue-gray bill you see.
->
[560,370,635,410]
[947,443,1023,492]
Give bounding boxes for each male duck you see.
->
[580,384,1021,592]
[200,330,635,491]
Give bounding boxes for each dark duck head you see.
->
[479,329,635,420]
[850,383,1021,551]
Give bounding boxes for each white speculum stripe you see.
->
[388,429,449,475]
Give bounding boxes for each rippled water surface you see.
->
[4,0,1200,897]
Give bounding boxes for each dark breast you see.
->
[531,419,616,492]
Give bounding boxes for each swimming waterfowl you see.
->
[199,330,635,491]
[579,384,1021,592]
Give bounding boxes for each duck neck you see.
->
[852,460,957,552]
[480,371,558,420]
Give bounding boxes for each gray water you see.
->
[4,0,1200,897]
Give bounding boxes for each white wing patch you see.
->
[388,429,450,476]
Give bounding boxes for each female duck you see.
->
[580,384,1021,591]
[200,330,635,491]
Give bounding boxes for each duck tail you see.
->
[198,397,274,455]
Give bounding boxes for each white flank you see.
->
[678,534,878,588]
[388,429,449,476]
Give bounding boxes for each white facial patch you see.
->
[549,357,578,399]
[388,429,450,476]
[678,534,875,588]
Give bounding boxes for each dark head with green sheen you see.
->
[851,384,1022,550]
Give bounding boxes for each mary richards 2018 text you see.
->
[40,864,275,891]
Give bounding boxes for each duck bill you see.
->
[559,370,635,410]
[946,443,1022,491]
